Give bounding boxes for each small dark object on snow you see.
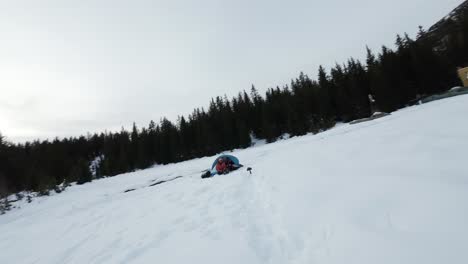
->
[149,176,183,187]
[247,167,252,174]
[201,171,211,179]
[124,176,184,193]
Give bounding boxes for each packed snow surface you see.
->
[2,95,468,264]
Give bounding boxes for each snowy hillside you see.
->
[1,95,468,264]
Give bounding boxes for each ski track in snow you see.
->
[1,95,468,264]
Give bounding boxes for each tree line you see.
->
[1,12,467,199]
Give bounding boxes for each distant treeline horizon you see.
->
[1,8,467,200]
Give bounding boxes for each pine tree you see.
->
[74,159,92,185]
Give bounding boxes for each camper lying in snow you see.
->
[201,155,243,178]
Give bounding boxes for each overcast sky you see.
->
[0,0,463,142]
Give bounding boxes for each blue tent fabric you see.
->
[211,154,240,169]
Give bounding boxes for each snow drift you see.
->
[1,95,468,264]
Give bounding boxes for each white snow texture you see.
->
[1,95,468,264]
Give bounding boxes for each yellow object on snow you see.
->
[458,67,468,87]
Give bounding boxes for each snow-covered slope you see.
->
[2,95,468,264]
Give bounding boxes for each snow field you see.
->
[1,95,468,264]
